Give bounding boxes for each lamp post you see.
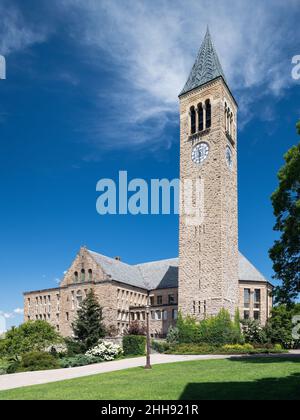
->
[145,301,152,370]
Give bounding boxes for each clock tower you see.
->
[178,28,239,319]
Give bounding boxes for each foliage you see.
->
[221,344,254,352]
[176,313,199,343]
[85,340,123,361]
[164,343,285,355]
[125,320,146,336]
[269,122,300,304]
[0,358,10,375]
[1,321,62,358]
[197,309,243,346]
[264,304,300,349]
[122,335,146,356]
[241,319,268,345]
[151,340,170,353]
[166,326,179,344]
[60,354,98,368]
[20,351,60,372]
[72,290,106,352]
[64,338,86,357]
[176,309,243,346]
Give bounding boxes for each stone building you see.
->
[23,29,273,337]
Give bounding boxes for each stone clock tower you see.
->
[178,28,239,319]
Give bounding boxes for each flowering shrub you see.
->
[85,341,123,361]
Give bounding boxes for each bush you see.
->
[123,335,146,356]
[221,344,254,352]
[165,343,217,355]
[163,342,286,355]
[60,354,97,368]
[20,351,60,372]
[86,341,123,361]
[151,340,170,353]
[241,319,268,345]
[198,309,243,346]
[176,313,199,343]
[64,338,86,357]
[264,304,300,349]
[2,321,62,358]
[166,327,179,344]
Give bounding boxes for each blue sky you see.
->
[0,0,300,329]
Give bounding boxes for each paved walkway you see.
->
[0,352,299,391]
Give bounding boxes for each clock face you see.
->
[192,142,209,164]
[226,146,233,169]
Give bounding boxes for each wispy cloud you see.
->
[1,0,299,151]
[0,308,23,320]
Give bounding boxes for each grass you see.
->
[0,357,300,400]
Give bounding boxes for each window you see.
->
[81,269,85,282]
[168,294,175,305]
[151,311,155,320]
[156,310,162,320]
[71,291,75,310]
[76,291,83,308]
[254,311,260,321]
[193,301,196,314]
[66,312,69,322]
[157,296,163,305]
[205,99,211,129]
[150,296,154,306]
[244,310,250,320]
[198,103,204,131]
[198,301,201,314]
[244,288,250,309]
[88,269,92,282]
[190,106,196,134]
[172,309,178,320]
[74,272,78,283]
[254,289,261,309]
[163,310,168,321]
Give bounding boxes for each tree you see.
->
[72,290,106,351]
[2,320,62,359]
[269,121,300,304]
[264,304,300,349]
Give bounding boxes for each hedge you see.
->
[123,335,146,356]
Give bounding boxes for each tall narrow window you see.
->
[88,269,92,282]
[74,272,78,283]
[190,106,196,134]
[205,99,211,129]
[224,103,228,131]
[198,103,204,131]
[81,269,85,282]
[244,289,250,309]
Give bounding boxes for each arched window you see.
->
[230,112,233,136]
[81,269,85,282]
[88,269,92,282]
[74,272,78,283]
[205,99,211,129]
[190,106,196,134]
[224,103,228,131]
[198,103,204,132]
[227,109,230,134]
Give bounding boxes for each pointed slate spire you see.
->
[180,27,226,96]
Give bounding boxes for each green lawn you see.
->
[0,357,300,400]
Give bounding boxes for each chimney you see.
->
[115,256,121,262]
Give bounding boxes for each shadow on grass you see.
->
[228,355,300,364]
[180,373,300,400]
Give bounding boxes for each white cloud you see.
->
[57,0,299,149]
[13,308,24,315]
[1,0,299,150]
[0,2,49,55]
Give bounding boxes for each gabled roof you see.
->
[180,27,227,96]
[88,249,270,291]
